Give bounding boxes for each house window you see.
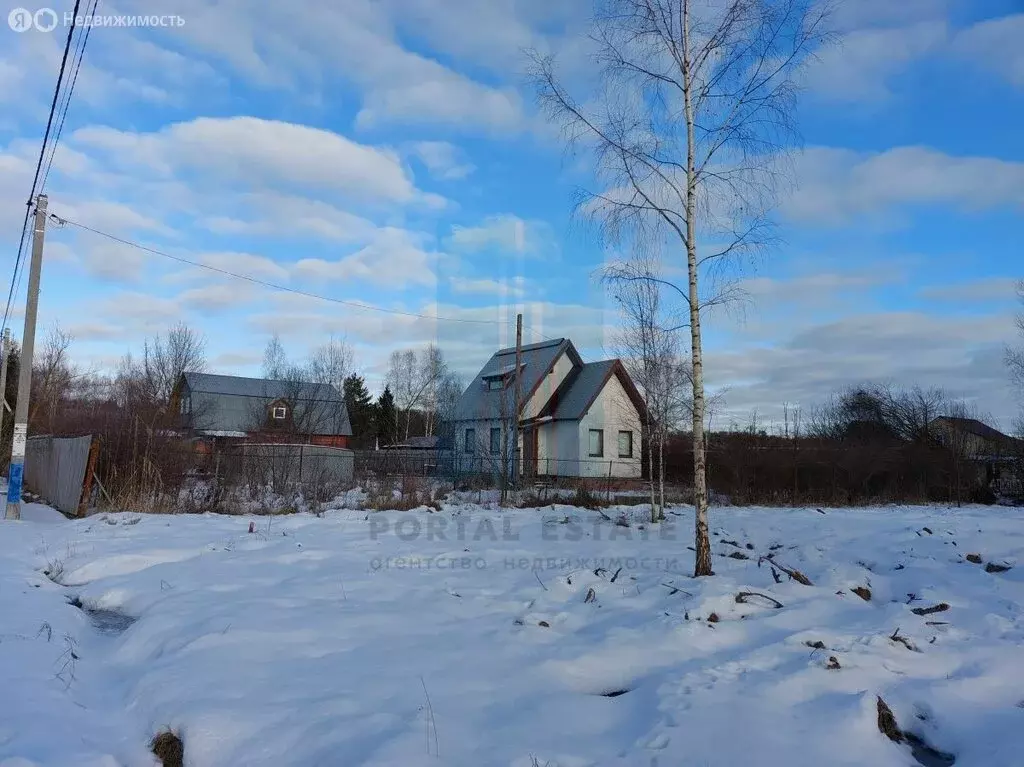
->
[618,430,633,458]
[272,405,288,420]
[465,428,476,454]
[588,429,604,457]
[487,378,504,391]
[179,395,191,415]
[490,427,501,455]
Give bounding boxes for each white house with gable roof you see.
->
[452,338,646,478]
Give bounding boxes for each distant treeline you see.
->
[657,384,1022,506]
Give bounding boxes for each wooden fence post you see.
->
[76,436,101,517]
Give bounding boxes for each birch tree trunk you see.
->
[658,426,666,522]
[683,0,712,576]
[648,421,657,522]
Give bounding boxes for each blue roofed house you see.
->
[453,338,646,478]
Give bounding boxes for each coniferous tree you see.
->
[375,386,398,448]
[343,373,375,449]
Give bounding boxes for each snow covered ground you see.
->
[1,501,1022,766]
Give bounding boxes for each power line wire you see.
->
[3,0,85,333]
[52,214,560,339]
[41,0,100,193]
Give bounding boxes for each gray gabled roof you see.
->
[454,340,647,424]
[539,359,647,421]
[454,338,580,421]
[544,360,616,420]
[181,372,352,436]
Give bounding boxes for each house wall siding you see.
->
[523,351,575,420]
[576,374,643,478]
[535,421,580,476]
[456,418,513,474]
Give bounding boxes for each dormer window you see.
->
[482,362,524,391]
[271,405,288,420]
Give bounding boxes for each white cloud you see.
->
[199,252,290,282]
[211,351,263,370]
[64,322,127,342]
[100,292,182,325]
[730,272,894,325]
[78,241,147,282]
[0,25,198,113]
[51,199,170,235]
[952,14,1024,88]
[831,0,949,32]
[178,282,257,313]
[449,215,552,256]
[409,141,475,180]
[42,242,78,265]
[449,276,527,298]
[199,194,378,242]
[383,0,561,72]
[294,228,437,288]
[73,117,418,202]
[786,146,1024,225]
[804,21,947,101]
[919,278,1021,303]
[357,80,523,133]
[708,311,1020,429]
[111,0,528,133]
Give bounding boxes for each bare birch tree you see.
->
[530,0,832,575]
[1007,280,1024,441]
[607,253,691,522]
[308,338,354,391]
[263,334,289,380]
[29,323,75,433]
[1009,280,1024,415]
[143,322,207,406]
[387,345,448,440]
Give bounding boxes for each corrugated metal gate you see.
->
[25,435,97,516]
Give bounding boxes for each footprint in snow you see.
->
[646,733,670,750]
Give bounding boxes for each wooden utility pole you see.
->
[6,194,47,520]
[0,328,10,439]
[513,313,523,485]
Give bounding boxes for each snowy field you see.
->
[1,501,1022,767]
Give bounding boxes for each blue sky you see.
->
[1,0,1022,428]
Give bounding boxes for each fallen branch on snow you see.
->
[735,591,783,609]
[660,583,693,597]
[533,571,548,591]
[889,627,920,652]
[759,554,813,586]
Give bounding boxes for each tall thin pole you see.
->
[6,194,47,520]
[513,312,522,485]
[0,328,10,440]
